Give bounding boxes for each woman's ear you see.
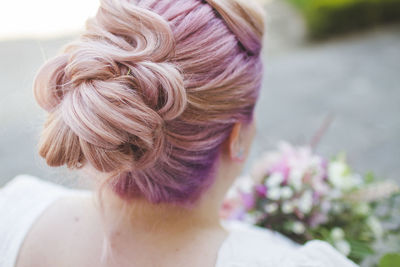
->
[228,123,245,162]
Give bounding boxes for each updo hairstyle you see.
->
[33,0,265,205]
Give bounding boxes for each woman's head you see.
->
[34,0,265,206]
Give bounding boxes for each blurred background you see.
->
[0,0,399,188]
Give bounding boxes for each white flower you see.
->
[298,190,313,214]
[266,172,284,188]
[289,169,303,191]
[350,174,363,187]
[310,156,323,167]
[292,221,306,235]
[281,186,294,199]
[334,240,351,256]
[321,200,332,214]
[354,203,370,216]
[332,203,344,213]
[343,174,363,190]
[328,161,348,189]
[225,187,239,199]
[282,201,295,214]
[367,216,383,239]
[328,189,343,200]
[264,203,278,214]
[330,227,345,241]
[328,161,362,191]
[312,179,330,196]
[226,175,254,199]
[235,175,254,194]
[329,161,347,181]
[267,187,281,200]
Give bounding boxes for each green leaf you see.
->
[379,253,400,267]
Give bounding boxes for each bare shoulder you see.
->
[16,195,103,267]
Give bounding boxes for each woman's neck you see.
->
[96,184,226,241]
[87,153,238,242]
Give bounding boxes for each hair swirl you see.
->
[34,0,265,205]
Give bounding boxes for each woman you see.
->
[0,0,358,266]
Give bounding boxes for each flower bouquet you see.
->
[221,142,400,265]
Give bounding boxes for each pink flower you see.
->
[255,184,267,197]
[269,160,290,183]
[240,192,255,210]
[220,198,242,219]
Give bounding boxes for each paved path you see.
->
[0,1,399,186]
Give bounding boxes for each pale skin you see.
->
[16,121,256,267]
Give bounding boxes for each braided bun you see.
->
[34,0,265,205]
[35,0,186,171]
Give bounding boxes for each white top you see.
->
[0,175,358,267]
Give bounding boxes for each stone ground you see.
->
[0,0,399,187]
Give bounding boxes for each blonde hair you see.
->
[34,0,265,205]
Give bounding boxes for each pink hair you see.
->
[34,0,265,206]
